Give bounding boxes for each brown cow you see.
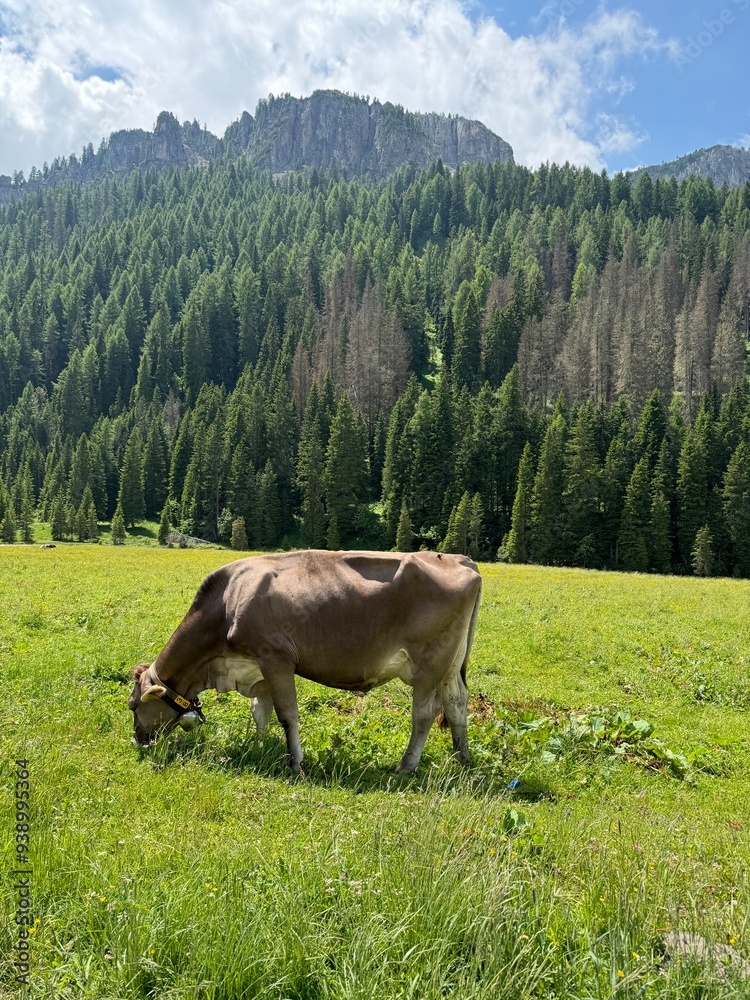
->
[128,549,482,773]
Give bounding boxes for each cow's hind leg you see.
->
[441,668,470,766]
[396,681,441,774]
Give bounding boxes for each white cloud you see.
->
[0,0,675,175]
[595,112,646,156]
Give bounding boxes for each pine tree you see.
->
[118,431,145,528]
[648,489,671,574]
[440,491,470,554]
[691,524,714,577]
[50,491,67,541]
[451,283,482,391]
[157,501,171,545]
[530,412,567,564]
[324,394,369,540]
[16,469,35,543]
[231,516,248,551]
[633,389,666,473]
[297,406,327,548]
[506,442,534,564]
[395,501,415,552]
[618,457,650,573]
[676,427,707,568]
[562,403,602,566]
[723,441,750,576]
[326,511,341,550]
[111,504,126,545]
[1,510,16,543]
[601,424,631,565]
[142,419,168,519]
[86,496,99,542]
[493,366,529,535]
[76,503,88,542]
[468,492,484,561]
[256,460,282,547]
[408,377,454,536]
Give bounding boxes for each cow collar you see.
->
[147,665,206,723]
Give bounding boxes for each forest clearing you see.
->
[1,545,749,998]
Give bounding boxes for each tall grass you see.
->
[1,549,749,997]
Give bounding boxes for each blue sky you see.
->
[0,0,746,176]
[477,0,750,170]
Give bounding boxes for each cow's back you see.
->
[222,550,480,690]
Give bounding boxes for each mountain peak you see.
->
[0,91,513,203]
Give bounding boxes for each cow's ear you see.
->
[132,663,150,680]
[141,685,166,703]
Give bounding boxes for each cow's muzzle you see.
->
[131,710,202,747]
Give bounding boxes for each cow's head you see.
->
[128,663,204,746]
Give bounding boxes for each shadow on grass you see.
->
[127,524,157,539]
[138,723,554,801]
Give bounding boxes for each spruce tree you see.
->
[561,403,602,566]
[256,460,282,547]
[408,377,454,536]
[111,504,126,545]
[16,470,35,543]
[468,492,485,561]
[691,524,714,577]
[506,442,534,564]
[530,412,567,565]
[324,394,369,540]
[395,501,415,552]
[633,389,666,473]
[157,501,170,545]
[1,510,16,543]
[601,426,631,565]
[451,283,482,391]
[618,457,650,573]
[142,420,168,519]
[676,427,707,567]
[50,491,67,541]
[723,441,750,576]
[86,497,99,542]
[297,409,327,548]
[648,489,671,575]
[440,492,470,554]
[326,511,341,550]
[231,517,248,551]
[118,431,145,528]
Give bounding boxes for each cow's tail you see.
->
[460,576,482,690]
[438,575,482,727]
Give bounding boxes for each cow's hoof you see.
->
[395,760,417,775]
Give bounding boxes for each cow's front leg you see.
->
[250,681,273,737]
[260,658,303,773]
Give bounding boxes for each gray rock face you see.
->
[0,90,513,203]
[629,145,750,187]
[241,90,513,176]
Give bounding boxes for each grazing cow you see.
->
[129,549,482,773]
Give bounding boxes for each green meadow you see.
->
[1,546,749,999]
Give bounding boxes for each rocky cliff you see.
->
[235,90,513,175]
[0,91,513,203]
[628,145,750,187]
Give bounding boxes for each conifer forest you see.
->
[1,156,750,576]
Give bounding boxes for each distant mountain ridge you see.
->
[628,145,750,187]
[0,90,513,203]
